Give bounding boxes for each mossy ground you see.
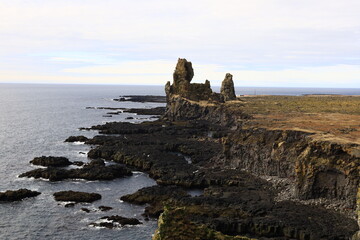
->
[153,206,256,240]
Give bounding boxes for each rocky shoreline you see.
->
[12,58,359,239]
[80,59,359,239]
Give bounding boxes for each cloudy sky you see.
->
[1,0,360,87]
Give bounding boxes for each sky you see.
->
[0,0,360,87]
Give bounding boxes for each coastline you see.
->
[82,59,358,239]
[9,59,360,239]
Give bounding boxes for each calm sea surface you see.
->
[0,83,359,240]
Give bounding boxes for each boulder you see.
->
[220,73,236,101]
[0,189,41,202]
[53,191,101,203]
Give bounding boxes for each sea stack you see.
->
[165,58,231,102]
[220,73,236,101]
[172,58,194,95]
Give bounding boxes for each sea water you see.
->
[0,83,359,240]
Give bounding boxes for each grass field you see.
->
[241,95,360,115]
[237,95,360,144]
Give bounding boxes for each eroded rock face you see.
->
[0,189,41,202]
[172,58,194,92]
[164,59,242,122]
[166,58,215,101]
[220,73,236,101]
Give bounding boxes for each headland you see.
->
[18,58,360,239]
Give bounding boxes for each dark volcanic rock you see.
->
[123,107,166,115]
[114,95,166,103]
[98,206,113,212]
[19,160,132,181]
[121,185,190,217]
[167,58,215,101]
[83,116,358,239]
[68,58,359,239]
[173,58,194,85]
[86,159,105,167]
[90,215,142,229]
[53,191,101,203]
[157,185,358,240]
[220,73,236,101]
[30,156,72,167]
[0,189,41,202]
[81,208,91,213]
[64,136,89,143]
[73,161,84,166]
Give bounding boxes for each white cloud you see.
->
[1,61,358,88]
[0,0,359,87]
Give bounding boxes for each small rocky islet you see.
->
[16,58,359,239]
[0,189,41,202]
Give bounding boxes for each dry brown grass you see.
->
[241,95,360,115]
[236,95,360,144]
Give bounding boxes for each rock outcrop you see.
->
[0,189,41,202]
[165,58,223,102]
[221,73,236,101]
[216,128,359,209]
[121,185,190,217]
[20,159,132,181]
[90,215,142,229]
[53,190,101,203]
[30,156,72,167]
[164,58,241,122]
[84,117,358,238]
[60,58,358,239]
[64,136,89,143]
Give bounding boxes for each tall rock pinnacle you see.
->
[220,73,236,101]
[165,58,237,102]
[171,58,194,96]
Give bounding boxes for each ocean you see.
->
[0,83,359,240]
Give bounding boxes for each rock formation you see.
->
[53,190,101,203]
[164,58,241,121]
[165,58,221,102]
[20,159,132,181]
[165,58,237,103]
[221,73,236,101]
[0,189,41,202]
[30,156,72,167]
[90,215,142,229]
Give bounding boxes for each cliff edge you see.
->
[160,58,360,239]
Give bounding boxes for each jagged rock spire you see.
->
[173,58,194,84]
[220,73,236,101]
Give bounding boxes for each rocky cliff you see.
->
[160,58,360,239]
[165,58,359,209]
